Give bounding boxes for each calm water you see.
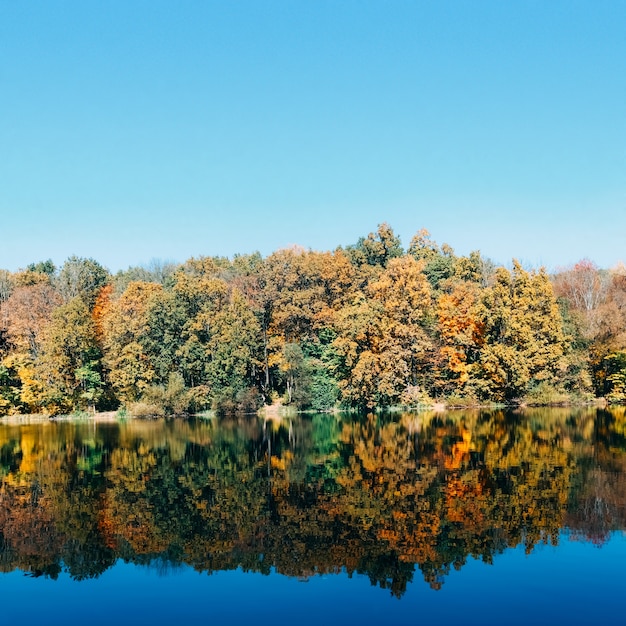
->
[1,407,625,624]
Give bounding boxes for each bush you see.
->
[212,386,263,416]
[443,394,480,408]
[126,401,165,418]
[523,382,571,406]
[400,385,431,408]
[132,373,197,417]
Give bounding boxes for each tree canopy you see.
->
[1,225,624,415]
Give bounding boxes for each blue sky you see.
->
[1,1,624,273]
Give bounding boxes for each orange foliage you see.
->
[91,284,113,344]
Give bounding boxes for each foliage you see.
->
[143,372,201,415]
[523,382,571,406]
[0,231,622,413]
[38,297,104,413]
[347,222,403,268]
[604,351,626,403]
[100,281,163,403]
[56,256,110,307]
[474,262,566,402]
[26,259,56,276]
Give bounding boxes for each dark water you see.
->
[1,407,625,624]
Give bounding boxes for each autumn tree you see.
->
[1,283,62,358]
[38,297,104,413]
[435,280,483,395]
[553,261,626,398]
[100,281,163,403]
[553,259,609,337]
[334,256,434,407]
[237,248,351,403]
[475,262,566,401]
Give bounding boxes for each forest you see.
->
[0,223,625,416]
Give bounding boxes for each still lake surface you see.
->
[1,407,625,625]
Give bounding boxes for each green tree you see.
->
[408,229,457,290]
[279,343,311,407]
[204,289,262,409]
[347,223,403,268]
[26,259,56,276]
[604,351,626,403]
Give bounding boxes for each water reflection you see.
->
[0,407,625,596]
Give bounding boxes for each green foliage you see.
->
[140,290,188,384]
[423,254,456,290]
[212,386,262,415]
[279,342,311,407]
[136,373,198,416]
[408,229,457,290]
[0,363,17,414]
[75,361,104,409]
[308,370,339,411]
[347,223,403,268]
[604,352,626,403]
[204,290,262,400]
[300,332,341,411]
[26,259,56,276]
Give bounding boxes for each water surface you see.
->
[1,407,625,624]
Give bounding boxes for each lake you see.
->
[1,407,625,624]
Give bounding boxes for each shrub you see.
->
[212,386,263,416]
[400,385,431,408]
[127,401,165,418]
[523,382,571,406]
[444,394,480,408]
[132,373,197,417]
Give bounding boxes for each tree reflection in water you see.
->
[0,407,625,596]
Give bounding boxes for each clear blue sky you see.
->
[1,0,624,273]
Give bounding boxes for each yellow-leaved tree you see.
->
[334,255,434,407]
[475,261,566,402]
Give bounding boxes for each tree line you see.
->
[1,224,625,416]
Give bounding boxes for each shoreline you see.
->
[0,397,611,425]
[0,411,120,425]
